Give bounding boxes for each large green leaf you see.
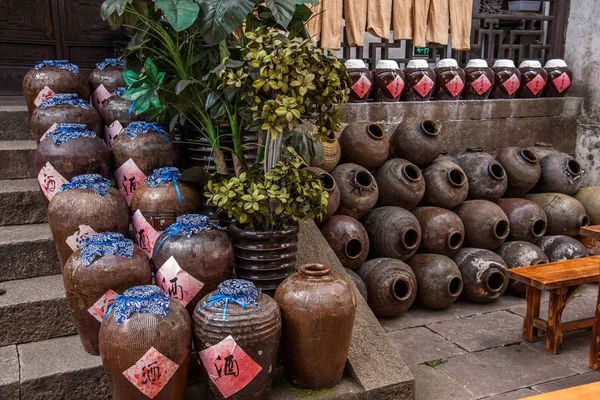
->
[266,0,296,27]
[196,0,255,45]
[100,0,133,20]
[155,0,200,31]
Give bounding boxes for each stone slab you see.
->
[18,335,110,400]
[0,345,19,400]
[436,343,578,398]
[483,388,539,400]
[0,274,76,346]
[576,123,600,187]
[0,223,60,281]
[409,365,473,400]
[379,305,462,332]
[531,371,600,394]
[0,140,37,179]
[0,106,30,141]
[451,296,526,318]
[427,310,524,352]
[523,329,596,374]
[387,327,466,366]
[0,178,47,226]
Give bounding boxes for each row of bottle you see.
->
[346,58,573,102]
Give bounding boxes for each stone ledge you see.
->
[0,179,47,226]
[0,140,37,179]
[0,345,19,400]
[0,107,29,141]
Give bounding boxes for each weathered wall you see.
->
[565,0,600,185]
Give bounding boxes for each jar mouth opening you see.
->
[320,172,336,191]
[467,147,483,152]
[448,168,466,187]
[534,259,548,265]
[354,170,374,188]
[392,277,412,301]
[535,141,554,148]
[300,264,331,277]
[402,228,420,250]
[421,120,440,136]
[493,220,510,240]
[532,219,547,237]
[367,124,385,140]
[448,277,463,296]
[326,132,337,142]
[567,159,582,176]
[403,163,422,182]
[520,149,538,164]
[580,215,591,229]
[486,270,506,292]
[345,239,363,260]
[489,162,507,180]
[446,231,464,250]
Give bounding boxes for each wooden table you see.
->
[580,225,600,240]
[507,256,600,369]
[520,381,600,399]
[580,227,600,369]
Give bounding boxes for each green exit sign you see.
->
[413,47,442,56]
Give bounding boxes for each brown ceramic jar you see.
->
[305,167,340,220]
[412,207,465,257]
[345,268,368,300]
[374,158,425,209]
[455,200,510,251]
[518,60,548,99]
[524,193,590,237]
[339,122,389,170]
[528,142,558,161]
[101,91,137,126]
[574,186,600,225]
[63,233,152,355]
[434,59,466,100]
[194,280,281,400]
[421,158,469,209]
[319,215,370,270]
[463,59,494,100]
[533,152,583,195]
[408,254,463,309]
[100,286,191,400]
[403,59,436,101]
[361,206,422,260]
[544,59,573,97]
[390,118,442,167]
[497,198,548,243]
[330,163,379,219]
[310,132,342,173]
[453,248,509,303]
[89,59,125,110]
[537,235,590,262]
[490,60,521,99]
[275,264,356,389]
[372,60,405,102]
[496,147,541,197]
[345,59,373,103]
[496,241,548,296]
[457,148,507,200]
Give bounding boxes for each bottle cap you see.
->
[406,59,430,69]
[544,59,568,68]
[436,58,459,68]
[375,60,400,70]
[345,59,367,69]
[493,59,516,68]
[466,59,489,68]
[519,60,543,69]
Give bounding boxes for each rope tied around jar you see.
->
[105,285,170,324]
[47,123,96,145]
[124,122,171,144]
[145,167,183,203]
[111,87,126,97]
[96,58,123,70]
[198,279,261,321]
[80,232,134,267]
[58,174,112,197]
[34,60,79,75]
[39,93,89,110]
[153,214,224,255]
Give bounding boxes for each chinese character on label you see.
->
[66,225,98,252]
[413,75,434,98]
[386,76,405,98]
[199,336,262,398]
[445,75,465,98]
[92,84,111,112]
[132,210,161,259]
[122,347,179,399]
[156,256,204,307]
[526,74,546,96]
[38,162,68,201]
[34,86,55,107]
[503,74,520,96]
[88,289,119,322]
[115,158,146,205]
[104,121,123,148]
[471,74,492,95]
[553,72,571,93]
[39,123,58,143]
[351,75,372,99]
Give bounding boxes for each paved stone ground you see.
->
[380,283,600,400]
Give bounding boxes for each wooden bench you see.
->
[520,381,600,399]
[580,225,600,241]
[506,256,600,370]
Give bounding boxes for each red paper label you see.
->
[37,161,68,201]
[445,75,465,98]
[104,121,123,148]
[123,347,179,399]
[132,210,160,259]
[39,123,58,143]
[34,86,55,107]
[156,256,204,307]
[553,72,571,93]
[115,158,146,205]
[471,74,492,95]
[413,75,434,98]
[65,225,98,252]
[87,289,119,322]
[199,336,262,398]
[351,75,372,99]
[92,84,111,112]
[526,74,546,95]
[386,76,405,98]
[503,74,520,95]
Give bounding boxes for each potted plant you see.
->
[204,149,328,292]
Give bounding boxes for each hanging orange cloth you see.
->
[449,0,473,50]
[367,0,393,40]
[320,0,344,49]
[344,0,368,46]
[413,0,431,48]
[392,0,413,40]
[306,2,323,43]
[426,0,449,45]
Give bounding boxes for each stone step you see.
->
[0,274,76,347]
[0,104,30,141]
[0,178,47,226]
[0,140,37,179]
[0,224,59,282]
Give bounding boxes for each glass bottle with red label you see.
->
[463,59,494,100]
[433,59,466,100]
[403,59,436,101]
[518,60,548,99]
[372,60,405,102]
[490,60,522,99]
[543,59,573,98]
[345,59,373,103]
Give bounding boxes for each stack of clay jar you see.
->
[345,58,574,103]
[315,114,598,319]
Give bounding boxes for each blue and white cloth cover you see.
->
[96,58,123,70]
[58,174,111,197]
[153,214,224,255]
[80,232,134,267]
[111,87,126,97]
[34,60,79,75]
[39,93,89,110]
[145,167,183,203]
[198,279,260,321]
[105,285,170,324]
[46,123,96,145]
[124,122,171,144]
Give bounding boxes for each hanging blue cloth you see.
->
[47,123,96,145]
[80,232,134,267]
[145,167,183,203]
[58,174,112,197]
[96,58,123,70]
[39,93,89,110]
[104,285,170,324]
[124,122,171,144]
[153,214,224,255]
[111,87,126,97]
[34,60,79,75]
[198,279,260,321]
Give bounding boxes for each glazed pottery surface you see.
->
[408,254,463,309]
[421,158,469,209]
[319,215,370,270]
[497,198,547,243]
[453,248,509,303]
[457,148,507,200]
[339,122,390,170]
[23,66,89,115]
[331,163,379,219]
[496,147,541,197]
[390,118,442,167]
[525,193,590,237]
[455,200,510,250]
[537,235,590,262]
[495,241,548,296]
[412,207,465,257]
[374,158,425,209]
[361,206,422,260]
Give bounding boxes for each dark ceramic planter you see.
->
[184,130,259,173]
